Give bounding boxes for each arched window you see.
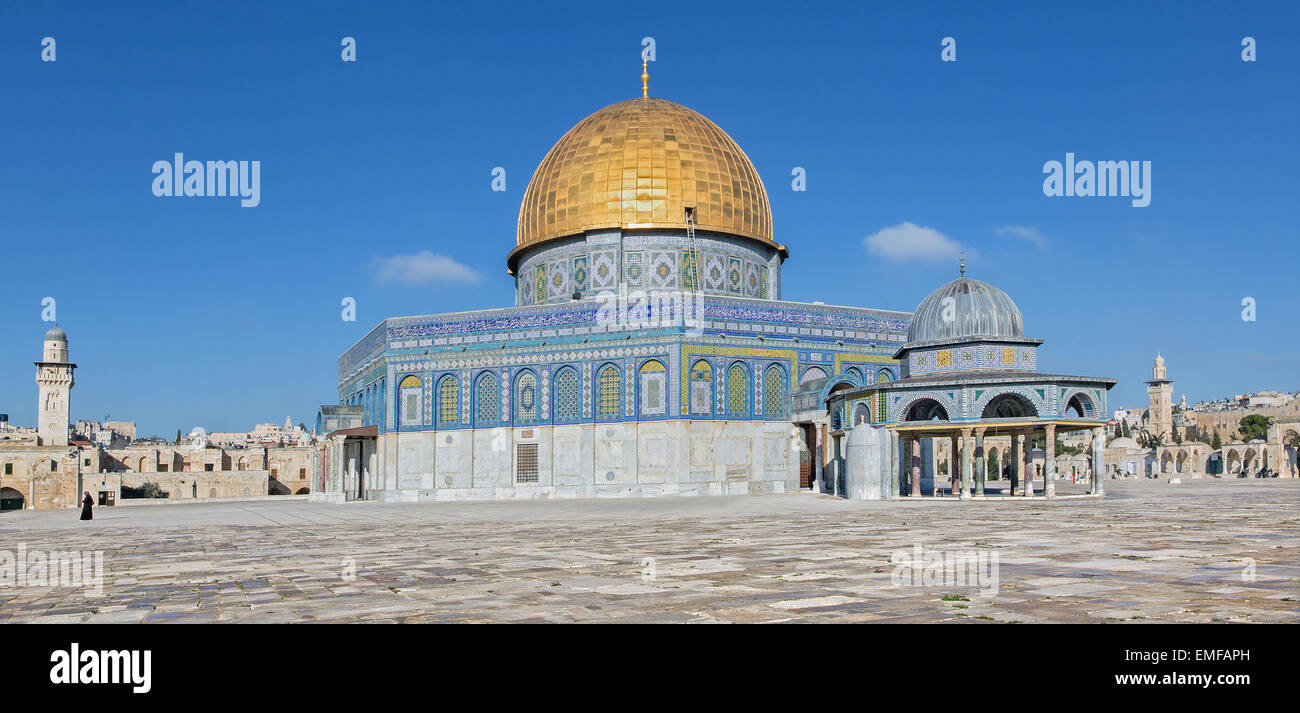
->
[875,368,892,419]
[799,366,827,386]
[554,366,580,423]
[475,372,501,426]
[638,360,667,417]
[852,402,872,426]
[726,362,749,416]
[763,364,785,417]
[843,366,862,385]
[437,375,459,425]
[597,364,621,419]
[690,360,713,416]
[514,370,539,423]
[398,375,422,428]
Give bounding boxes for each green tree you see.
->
[139,481,169,499]
[1211,431,1222,450]
[1137,430,1163,449]
[987,449,1000,480]
[1238,415,1270,442]
[174,428,182,445]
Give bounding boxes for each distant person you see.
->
[79,491,93,521]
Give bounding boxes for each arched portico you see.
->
[1064,391,1098,418]
[982,392,1037,419]
[903,397,950,423]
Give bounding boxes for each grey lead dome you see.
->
[906,276,1024,344]
[44,325,67,342]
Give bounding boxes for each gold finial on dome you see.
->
[641,61,649,98]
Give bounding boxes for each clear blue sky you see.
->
[2,1,1296,436]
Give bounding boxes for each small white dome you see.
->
[907,276,1023,344]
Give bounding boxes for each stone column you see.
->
[832,436,843,497]
[898,433,909,496]
[1091,427,1106,495]
[812,424,824,492]
[1015,432,1028,496]
[960,428,973,499]
[923,437,938,496]
[974,427,987,497]
[909,435,922,497]
[949,433,960,496]
[888,429,901,498]
[1044,423,1057,498]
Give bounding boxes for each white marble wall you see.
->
[366,420,799,502]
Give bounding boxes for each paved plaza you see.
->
[0,479,1297,623]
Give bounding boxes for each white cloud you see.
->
[995,225,1049,249]
[369,250,481,287]
[863,222,963,262]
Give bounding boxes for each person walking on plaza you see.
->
[79,491,93,521]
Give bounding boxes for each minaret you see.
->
[1145,352,1173,440]
[35,326,76,447]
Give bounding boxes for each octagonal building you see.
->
[315,74,925,502]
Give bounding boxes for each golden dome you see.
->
[511,97,776,269]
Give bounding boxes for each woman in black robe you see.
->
[79,491,93,520]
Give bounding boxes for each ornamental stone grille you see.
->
[554,367,580,422]
[764,366,784,416]
[598,365,620,418]
[476,373,500,425]
[515,443,539,483]
[438,376,458,425]
[727,363,747,415]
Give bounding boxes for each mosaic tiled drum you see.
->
[509,97,787,304]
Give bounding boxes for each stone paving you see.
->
[0,479,1296,623]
